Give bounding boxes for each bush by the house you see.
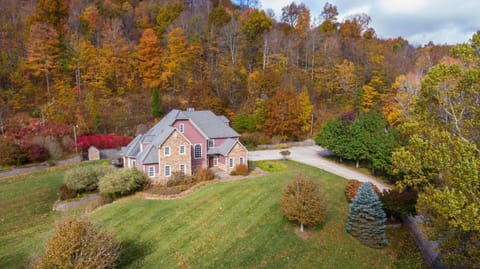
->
[166,172,196,187]
[64,166,113,193]
[193,168,215,182]
[99,168,149,198]
[0,138,28,166]
[345,179,381,202]
[77,135,132,150]
[32,217,119,269]
[379,188,418,220]
[280,174,327,232]
[23,143,50,163]
[58,184,77,200]
[346,182,387,248]
[230,164,248,176]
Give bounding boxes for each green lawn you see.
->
[0,162,100,268]
[92,161,424,268]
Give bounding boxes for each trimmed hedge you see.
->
[77,135,132,150]
[64,166,113,193]
[99,168,149,198]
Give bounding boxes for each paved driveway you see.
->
[249,145,389,190]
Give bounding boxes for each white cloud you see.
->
[260,0,480,45]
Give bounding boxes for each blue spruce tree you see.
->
[346,182,387,248]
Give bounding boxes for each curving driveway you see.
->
[248,145,390,191]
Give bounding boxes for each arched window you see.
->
[194,144,202,159]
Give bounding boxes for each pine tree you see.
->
[280,174,326,232]
[151,88,162,118]
[346,182,387,248]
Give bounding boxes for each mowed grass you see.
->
[0,162,100,268]
[92,161,424,268]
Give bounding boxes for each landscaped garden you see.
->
[0,161,425,268]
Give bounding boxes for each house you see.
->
[121,108,248,181]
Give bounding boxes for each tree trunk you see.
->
[356,160,359,168]
[300,223,304,232]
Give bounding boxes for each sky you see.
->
[259,0,480,46]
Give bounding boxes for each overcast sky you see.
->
[260,0,479,46]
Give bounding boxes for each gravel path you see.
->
[249,145,390,191]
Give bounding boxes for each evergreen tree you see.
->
[280,174,326,232]
[151,88,162,118]
[346,182,387,248]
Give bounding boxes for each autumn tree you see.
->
[240,9,272,72]
[280,174,326,232]
[263,88,303,140]
[155,1,184,38]
[33,0,69,34]
[346,182,387,248]
[137,28,163,90]
[25,23,60,100]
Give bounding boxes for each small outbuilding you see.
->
[88,145,100,160]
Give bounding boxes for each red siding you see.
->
[173,119,207,167]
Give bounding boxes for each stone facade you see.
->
[156,130,192,182]
[221,142,248,174]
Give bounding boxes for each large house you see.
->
[121,108,248,181]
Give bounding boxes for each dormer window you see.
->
[207,139,214,149]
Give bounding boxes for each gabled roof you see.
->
[137,144,158,164]
[152,126,175,147]
[207,138,238,156]
[183,110,239,138]
[122,134,143,157]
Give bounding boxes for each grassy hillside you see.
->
[92,161,424,268]
[0,162,100,268]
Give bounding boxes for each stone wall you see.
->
[222,142,248,174]
[157,130,191,182]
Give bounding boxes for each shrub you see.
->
[231,164,248,176]
[345,179,381,202]
[280,150,291,160]
[193,168,214,182]
[379,188,418,220]
[166,172,195,187]
[280,174,327,232]
[77,135,133,150]
[346,183,387,248]
[32,217,119,269]
[64,166,113,193]
[0,138,28,166]
[99,168,149,198]
[58,184,77,200]
[23,143,49,163]
[240,132,270,148]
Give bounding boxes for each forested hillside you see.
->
[0,0,452,139]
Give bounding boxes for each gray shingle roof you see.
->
[207,138,237,156]
[183,110,239,138]
[123,134,143,157]
[137,144,158,164]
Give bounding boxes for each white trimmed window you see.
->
[132,160,136,168]
[148,166,155,177]
[179,145,185,154]
[229,158,234,168]
[240,157,244,165]
[214,157,218,166]
[165,165,171,177]
[179,123,184,133]
[180,164,186,175]
[194,144,202,159]
[207,139,214,149]
[164,146,170,156]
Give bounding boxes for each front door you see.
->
[208,156,214,168]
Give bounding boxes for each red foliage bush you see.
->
[231,164,248,176]
[22,143,50,163]
[77,135,132,150]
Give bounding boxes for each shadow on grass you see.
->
[117,239,153,268]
